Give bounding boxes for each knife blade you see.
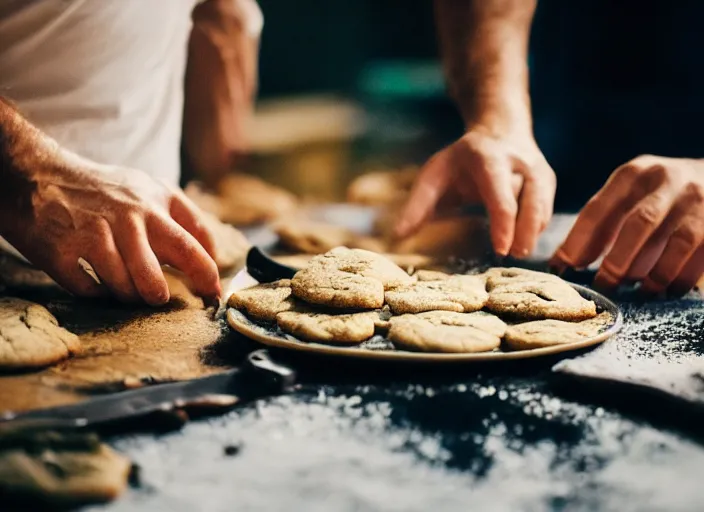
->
[0,349,295,432]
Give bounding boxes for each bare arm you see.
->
[397,0,554,258]
[0,98,220,305]
[183,0,262,188]
[435,0,535,136]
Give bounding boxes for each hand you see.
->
[1,163,221,305]
[394,127,556,257]
[551,155,704,296]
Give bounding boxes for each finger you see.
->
[50,258,106,299]
[626,232,669,281]
[626,194,694,280]
[466,151,518,256]
[668,245,704,297]
[89,228,140,303]
[594,191,676,289]
[113,215,170,306]
[641,212,704,294]
[552,163,647,269]
[146,214,221,301]
[510,177,543,258]
[538,161,556,232]
[395,149,453,238]
[170,190,217,259]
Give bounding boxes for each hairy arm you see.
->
[0,98,221,305]
[398,0,552,258]
[435,0,536,136]
[183,0,262,188]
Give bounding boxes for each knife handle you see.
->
[246,246,296,283]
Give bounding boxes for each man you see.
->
[397,0,704,296]
[0,0,261,305]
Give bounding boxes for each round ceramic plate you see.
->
[225,274,624,363]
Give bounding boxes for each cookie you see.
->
[227,280,295,322]
[413,270,450,282]
[197,210,250,272]
[276,310,377,344]
[291,247,413,309]
[383,253,436,273]
[414,310,507,337]
[504,312,613,350]
[384,275,488,314]
[0,298,80,369]
[482,267,562,290]
[346,167,418,206]
[274,253,435,273]
[275,221,386,255]
[486,280,597,321]
[185,174,298,227]
[217,174,298,226]
[0,430,131,505]
[388,311,503,353]
[273,254,314,270]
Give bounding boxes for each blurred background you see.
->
[245,0,704,211]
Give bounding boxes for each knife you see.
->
[0,349,295,433]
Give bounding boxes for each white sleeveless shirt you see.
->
[0,0,261,261]
[0,0,261,187]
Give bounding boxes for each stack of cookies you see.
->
[228,247,611,354]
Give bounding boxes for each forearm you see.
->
[183,0,262,187]
[435,0,536,135]
[0,98,44,225]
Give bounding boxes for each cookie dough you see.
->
[384,275,488,314]
[388,311,504,353]
[0,298,80,370]
[227,280,295,322]
[276,310,377,344]
[291,247,413,309]
[275,221,386,255]
[486,280,597,321]
[504,312,613,350]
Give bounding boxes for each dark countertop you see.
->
[91,215,704,512]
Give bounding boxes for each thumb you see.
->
[394,149,454,239]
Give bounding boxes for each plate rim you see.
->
[225,273,624,363]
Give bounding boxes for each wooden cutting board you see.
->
[0,260,240,414]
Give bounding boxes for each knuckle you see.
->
[630,154,657,168]
[495,202,518,219]
[644,163,669,183]
[615,163,643,181]
[684,182,704,204]
[630,201,663,227]
[579,197,603,221]
[648,267,675,287]
[670,225,700,249]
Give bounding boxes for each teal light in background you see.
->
[358,60,445,100]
